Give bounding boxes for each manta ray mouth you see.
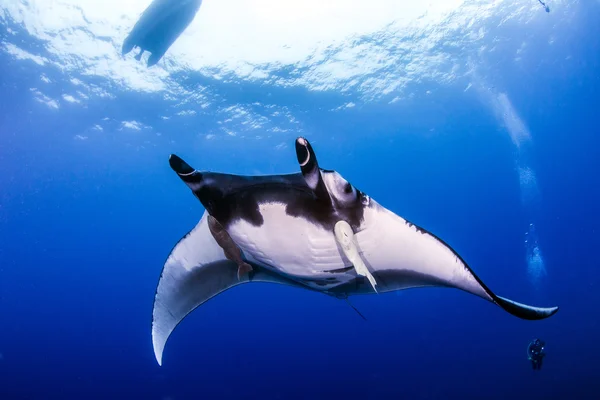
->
[169,154,195,176]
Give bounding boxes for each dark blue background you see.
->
[1,2,599,399]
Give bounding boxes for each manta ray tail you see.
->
[344,297,367,321]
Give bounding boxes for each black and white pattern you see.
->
[152,136,559,366]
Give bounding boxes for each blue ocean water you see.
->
[1,0,599,399]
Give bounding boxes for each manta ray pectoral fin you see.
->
[334,220,378,293]
[295,137,332,203]
[493,295,559,320]
[153,211,302,366]
[152,212,242,367]
[355,206,558,320]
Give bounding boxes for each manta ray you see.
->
[152,137,559,366]
[122,0,203,67]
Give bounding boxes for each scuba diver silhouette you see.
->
[527,338,546,370]
[538,0,550,12]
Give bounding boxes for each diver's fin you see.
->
[135,48,144,61]
[334,220,378,293]
[345,297,367,321]
[152,211,303,366]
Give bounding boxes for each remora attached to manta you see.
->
[152,137,559,366]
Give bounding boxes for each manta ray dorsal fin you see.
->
[295,137,332,204]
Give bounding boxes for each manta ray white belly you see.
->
[355,201,491,299]
[226,202,347,276]
[226,200,488,300]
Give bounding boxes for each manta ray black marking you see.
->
[167,138,366,232]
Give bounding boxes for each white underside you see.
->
[355,202,490,300]
[228,203,346,276]
[153,203,557,366]
[153,211,305,366]
[226,201,491,300]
